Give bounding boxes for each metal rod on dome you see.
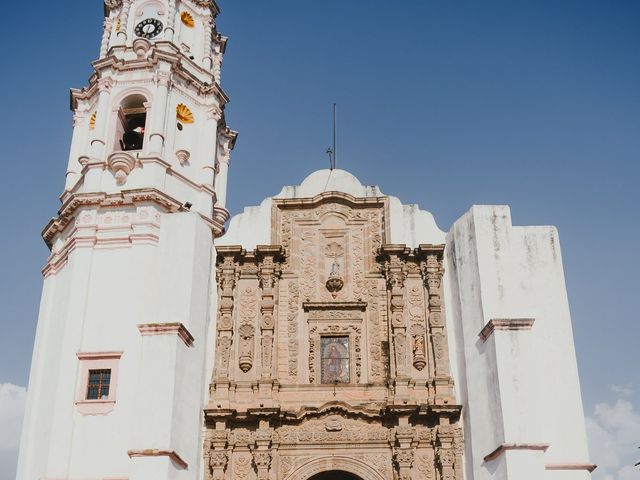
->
[333,103,337,170]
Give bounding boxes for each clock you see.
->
[135,18,164,39]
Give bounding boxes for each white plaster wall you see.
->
[220,169,446,248]
[17,211,216,480]
[445,205,592,480]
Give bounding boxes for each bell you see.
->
[122,126,144,151]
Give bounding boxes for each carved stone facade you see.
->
[206,192,463,479]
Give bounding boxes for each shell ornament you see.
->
[181,11,195,28]
[176,103,195,124]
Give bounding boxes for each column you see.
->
[164,0,177,42]
[115,0,131,46]
[64,112,89,190]
[420,245,454,403]
[99,15,114,58]
[214,127,235,209]
[89,78,114,162]
[202,14,214,70]
[147,71,171,157]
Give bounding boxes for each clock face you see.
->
[135,18,164,39]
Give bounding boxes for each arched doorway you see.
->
[285,455,388,480]
[309,472,361,480]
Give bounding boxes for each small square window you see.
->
[86,369,111,400]
[321,336,350,384]
[76,352,122,415]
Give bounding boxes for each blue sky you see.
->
[0,1,639,478]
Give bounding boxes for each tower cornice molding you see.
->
[44,186,224,247]
[185,0,221,16]
[83,43,229,103]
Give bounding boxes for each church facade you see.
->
[17,1,594,480]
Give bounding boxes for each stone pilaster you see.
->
[214,248,239,383]
[419,245,454,404]
[257,247,283,381]
[382,246,411,381]
[436,424,463,480]
[207,429,229,480]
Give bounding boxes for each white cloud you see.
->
[609,383,635,398]
[0,383,27,480]
[586,397,640,480]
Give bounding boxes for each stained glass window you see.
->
[321,336,350,384]
[86,369,111,400]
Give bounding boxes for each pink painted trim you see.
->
[546,463,597,473]
[479,318,535,342]
[75,351,123,415]
[484,443,549,462]
[77,351,124,360]
[138,323,195,347]
[127,449,188,469]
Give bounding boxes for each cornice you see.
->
[302,302,368,312]
[479,318,536,342]
[484,443,550,462]
[184,0,221,17]
[218,126,238,150]
[284,401,384,421]
[43,188,189,247]
[71,43,229,109]
[273,191,388,211]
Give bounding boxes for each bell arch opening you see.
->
[309,472,361,480]
[116,94,148,152]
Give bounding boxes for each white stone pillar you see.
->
[165,0,177,42]
[201,107,222,186]
[64,112,89,191]
[214,138,231,209]
[99,15,114,58]
[202,14,214,70]
[115,0,131,46]
[89,78,114,162]
[147,72,171,157]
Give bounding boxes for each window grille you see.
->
[86,369,111,400]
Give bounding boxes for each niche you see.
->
[116,94,148,152]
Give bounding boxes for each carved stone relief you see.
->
[207,197,462,480]
[366,279,384,381]
[215,250,237,380]
[408,284,427,371]
[287,281,300,379]
[238,286,258,373]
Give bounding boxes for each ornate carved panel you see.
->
[207,194,462,480]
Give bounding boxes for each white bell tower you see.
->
[16,1,236,479]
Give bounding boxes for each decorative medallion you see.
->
[181,11,195,28]
[176,103,195,124]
